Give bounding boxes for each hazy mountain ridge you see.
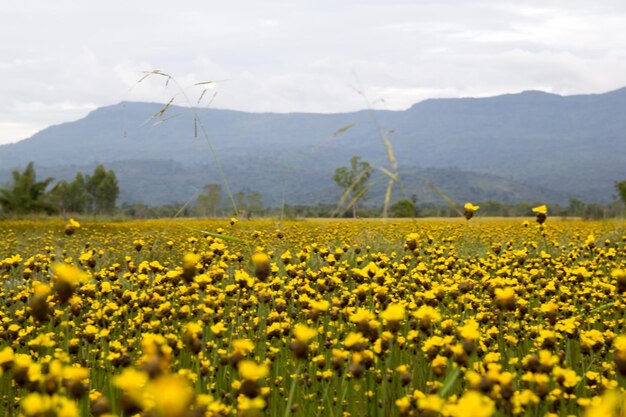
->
[1,88,625,206]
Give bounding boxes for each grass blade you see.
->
[176,223,245,243]
[332,123,356,138]
[438,365,460,398]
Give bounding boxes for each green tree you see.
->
[616,180,626,206]
[86,165,119,214]
[233,190,264,218]
[246,192,264,217]
[333,156,372,218]
[97,170,120,214]
[50,172,88,214]
[86,165,106,212]
[67,172,88,213]
[196,183,222,217]
[389,199,416,218]
[49,180,70,214]
[0,162,56,214]
[568,197,586,217]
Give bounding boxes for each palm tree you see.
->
[0,162,56,214]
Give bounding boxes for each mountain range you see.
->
[1,88,625,207]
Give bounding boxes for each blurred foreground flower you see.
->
[290,324,317,358]
[252,252,271,281]
[532,205,547,224]
[182,252,201,283]
[30,282,51,322]
[464,203,480,220]
[238,360,269,398]
[381,303,406,332]
[64,218,80,236]
[52,263,88,303]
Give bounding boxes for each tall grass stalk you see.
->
[135,70,239,216]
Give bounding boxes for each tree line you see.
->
[2,159,625,219]
[0,162,119,216]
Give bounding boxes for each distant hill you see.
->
[1,88,625,206]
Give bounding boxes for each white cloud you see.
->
[1,0,626,144]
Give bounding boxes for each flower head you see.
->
[464,203,479,220]
[293,324,317,343]
[532,205,548,224]
[381,303,406,332]
[52,263,88,303]
[238,360,269,381]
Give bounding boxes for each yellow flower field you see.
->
[1,217,626,417]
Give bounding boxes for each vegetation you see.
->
[389,198,417,218]
[234,191,264,219]
[85,165,120,214]
[333,156,373,217]
[196,184,222,217]
[0,162,56,215]
[0,217,626,417]
[0,162,119,217]
[616,180,626,207]
[116,197,624,220]
[50,172,88,214]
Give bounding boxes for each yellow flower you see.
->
[344,332,369,350]
[459,319,480,341]
[293,324,317,343]
[418,395,444,413]
[614,335,626,351]
[0,346,14,368]
[183,253,200,267]
[238,360,269,381]
[53,264,88,287]
[63,366,89,381]
[583,390,620,417]
[252,252,270,266]
[237,396,266,411]
[232,339,255,356]
[452,391,494,417]
[396,396,411,412]
[112,368,149,407]
[414,305,442,325]
[494,287,516,310]
[309,299,330,312]
[464,203,479,220]
[613,269,626,292]
[148,374,194,417]
[381,304,406,322]
[613,269,626,280]
[184,321,203,339]
[557,368,580,388]
[350,308,375,324]
[21,393,52,417]
[235,270,254,287]
[182,253,200,282]
[532,205,548,215]
[405,233,420,250]
[53,263,88,303]
[64,218,80,235]
[210,322,227,336]
[580,330,604,350]
[113,368,149,391]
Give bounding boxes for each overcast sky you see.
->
[1,0,626,145]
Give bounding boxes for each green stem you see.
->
[285,363,302,417]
